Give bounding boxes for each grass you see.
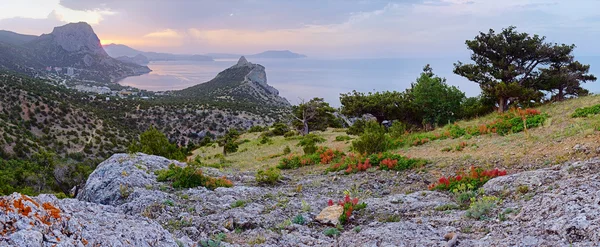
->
[190,130,353,172]
[189,95,600,180]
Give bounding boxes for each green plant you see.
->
[292,214,306,225]
[352,121,388,154]
[301,200,311,212]
[231,200,246,208]
[271,123,290,136]
[128,126,186,160]
[572,104,600,117]
[353,226,361,233]
[297,134,326,155]
[434,204,460,211]
[517,185,529,194]
[283,146,291,154]
[335,135,352,142]
[259,135,273,145]
[255,167,281,185]
[346,119,367,136]
[452,184,478,207]
[388,121,407,138]
[323,228,341,237]
[466,195,500,220]
[119,184,132,199]
[156,163,233,190]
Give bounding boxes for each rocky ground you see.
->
[2,153,600,246]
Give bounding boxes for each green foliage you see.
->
[454,26,576,112]
[323,228,341,237]
[259,135,273,145]
[255,167,281,185]
[248,125,267,133]
[346,119,367,135]
[340,90,415,124]
[572,104,600,118]
[292,214,306,225]
[411,65,465,127]
[460,96,496,119]
[218,129,241,155]
[282,146,291,154]
[297,134,326,155]
[352,121,388,154]
[277,153,320,169]
[466,195,501,220]
[452,184,479,208]
[387,121,406,138]
[231,200,246,208]
[292,97,336,134]
[368,152,428,171]
[270,123,290,136]
[334,135,352,142]
[156,163,233,190]
[129,126,185,160]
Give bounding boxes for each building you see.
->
[54,67,62,72]
[66,67,75,76]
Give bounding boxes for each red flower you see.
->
[455,175,462,181]
[352,198,359,205]
[344,195,351,203]
[328,199,334,206]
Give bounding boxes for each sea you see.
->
[118,57,600,107]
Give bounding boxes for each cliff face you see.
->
[0,22,150,83]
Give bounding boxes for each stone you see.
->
[315,205,343,225]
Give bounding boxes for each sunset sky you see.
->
[1,0,600,58]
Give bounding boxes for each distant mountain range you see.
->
[0,22,150,83]
[104,43,307,63]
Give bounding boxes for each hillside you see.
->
[175,56,291,108]
[103,43,213,62]
[0,71,286,159]
[0,23,150,83]
[3,96,600,246]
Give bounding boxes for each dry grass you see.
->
[190,129,353,172]
[191,95,600,177]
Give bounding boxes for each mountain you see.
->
[103,43,213,62]
[176,56,291,108]
[116,54,150,65]
[0,22,150,83]
[247,50,307,59]
[0,30,37,46]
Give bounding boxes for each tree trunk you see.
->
[557,88,564,101]
[303,120,309,135]
[498,97,508,113]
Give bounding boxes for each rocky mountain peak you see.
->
[236,56,250,66]
[48,22,107,56]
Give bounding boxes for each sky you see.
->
[1,0,600,58]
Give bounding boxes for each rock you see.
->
[483,169,561,195]
[573,144,589,154]
[0,193,178,247]
[315,205,343,225]
[77,153,185,206]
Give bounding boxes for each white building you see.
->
[66,67,75,76]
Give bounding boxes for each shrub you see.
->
[129,126,185,160]
[388,121,407,138]
[572,104,600,118]
[334,135,352,142]
[231,200,246,208]
[369,152,428,171]
[429,166,507,191]
[352,121,388,154]
[156,163,233,190]
[465,195,500,220]
[292,214,306,225]
[277,153,319,169]
[271,123,290,136]
[346,119,366,135]
[297,134,326,155]
[283,146,291,154]
[328,195,367,224]
[323,228,341,237]
[283,131,297,138]
[248,125,267,133]
[259,135,273,145]
[255,167,281,185]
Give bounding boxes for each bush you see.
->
[334,135,352,142]
[283,131,297,138]
[572,104,600,118]
[277,153,319,169]
[388,121,407,138]
[429,166,507,191]
[369,152,428,171]
[259,135,273,145]
[129,126,186,160]
[465,195,500,220]
[292,214,306,225]
[271,123,290,136]
[297,134,326,155]
[346,119,366,135]
[156,163,233,190]
[352,121,388,154]
[327,195,367,224]
[248,125,267,133]
[283,146,291,154]
[256,167,281,185]
[323,228,341,237]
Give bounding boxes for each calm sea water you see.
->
[118,57,600,106]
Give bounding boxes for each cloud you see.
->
[144,29,182,39]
